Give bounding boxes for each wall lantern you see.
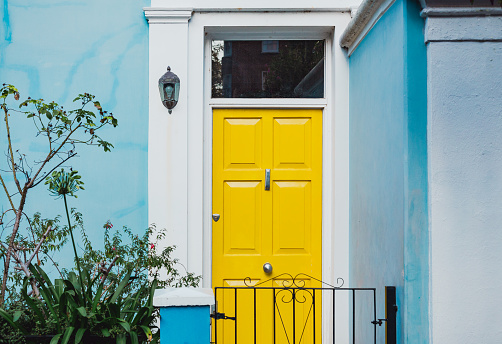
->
[158,66,180,114]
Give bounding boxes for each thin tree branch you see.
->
[0,173,16,212]
[26,123,82,190]
[3,106,22,195]
[26,225,53,267]
[0,241,40,298]
[31,152,77,188]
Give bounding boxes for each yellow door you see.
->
[212,109,322,344]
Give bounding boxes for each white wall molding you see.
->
[339,0,396,56]
[150,0,362,10]
[146,7,191,277]
[144,8,193,24]
[197,7,352,12]
[425,14,502,42]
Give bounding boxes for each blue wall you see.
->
[349,0,428,342]
[0,0,149,267]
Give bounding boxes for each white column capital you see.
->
[143,8,193,24]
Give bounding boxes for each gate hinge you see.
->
[211,312,236,321]
[371,318,387,326]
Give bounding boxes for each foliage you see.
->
[0,84,200,343]
[0,217,200,344]
[0,212,72,307]
[0,263,156,344]
[0,84,117,306]
[45,169,85,199]
[264,40,324,98]
[211,42,224,98]
[78,223,201,294]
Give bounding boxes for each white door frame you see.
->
[144,7,352,343]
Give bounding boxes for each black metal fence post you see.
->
[385,286,397,344]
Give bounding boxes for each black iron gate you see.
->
[211,274,396,344]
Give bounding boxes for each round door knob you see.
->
[263,262,273,274]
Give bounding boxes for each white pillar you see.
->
[145,8,193,272]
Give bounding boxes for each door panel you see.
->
[213,109,322,344]
[273,117,312,169]
[224,118,263,170]
[273,181,311,254]
[223,181,262,254]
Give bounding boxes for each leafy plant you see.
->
[0,84,117,306]
[0,262,156,344]
[0,171,199,343]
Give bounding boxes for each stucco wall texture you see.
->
[428,40,502,343]
[349,2,405,343]
[349,0,428,343]
[0,0,150,266]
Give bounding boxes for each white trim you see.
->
[209,98,328,107]
[144,8,193,24]
[206,26,334,41]
[424,15,502,42]
[153,288,215,307]
[147,9,352,343]
[339,0,396,56]
[202,19,350,344]
[197,7,353,12]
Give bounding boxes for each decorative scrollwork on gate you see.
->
[243,272,344,289]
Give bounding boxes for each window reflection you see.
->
[212,40,324,98]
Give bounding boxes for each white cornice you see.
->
[425,14,502,42]
[143,8,193,24]
[339,0,395,56]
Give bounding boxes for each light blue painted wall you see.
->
[349,0,428,342]
[0,0,149,268]
[403,1,428,342]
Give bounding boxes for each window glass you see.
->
[212,40,324,98]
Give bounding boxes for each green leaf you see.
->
[75,328,86,344]
[110,269,132,303]
[130,331,139,344]
[21,280,46,326]
[12,310,22,322]
[55,279,65,297]
[50,334,62,344]
[118,320,131,333]
[61,326,75,344]
[101,328,111,337]
[116,333,126,344]
[0,308,27,335]
[76,306,87,317]
[91,282,105,313]
[139,325,152,342]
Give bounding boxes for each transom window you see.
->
[212,40,325,98]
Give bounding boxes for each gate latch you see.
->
[211,312,236,321]
[371,318,387,326]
